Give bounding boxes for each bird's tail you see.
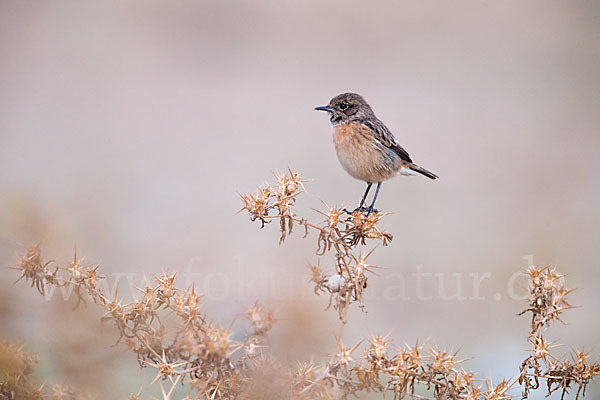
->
[409,164,438,180]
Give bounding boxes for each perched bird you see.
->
[316,93,437,214]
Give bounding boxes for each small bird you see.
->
[316,93,437,214]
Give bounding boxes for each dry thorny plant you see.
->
[3,169,599,400]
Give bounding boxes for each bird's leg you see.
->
[365,182,382,216]
[344,182,372,214]
[358,182,373,210]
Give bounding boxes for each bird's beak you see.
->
[315,105,334,112]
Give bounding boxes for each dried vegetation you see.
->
[3,170,598,399]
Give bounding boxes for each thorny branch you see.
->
[8,245,276,399]
[240,169,391,322]
[5,170,599,400]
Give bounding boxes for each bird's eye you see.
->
[339,103,349,111]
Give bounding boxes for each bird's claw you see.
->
[364,206,378,216]
[343,206,378,216]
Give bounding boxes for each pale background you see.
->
[1,1,599,398]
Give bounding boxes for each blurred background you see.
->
[1,0,599,398]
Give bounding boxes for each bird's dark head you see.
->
[315,93,375,125]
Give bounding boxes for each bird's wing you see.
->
[362,119,413,163]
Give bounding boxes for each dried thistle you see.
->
[241,170,393,321]
[8,171,599,400]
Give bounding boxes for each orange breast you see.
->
[332,122,398,182]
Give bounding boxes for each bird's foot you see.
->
[364,206,378,216]
[343,206,377,215]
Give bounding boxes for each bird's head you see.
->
[315,93,375,125]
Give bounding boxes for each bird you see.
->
[315,93,437,215]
